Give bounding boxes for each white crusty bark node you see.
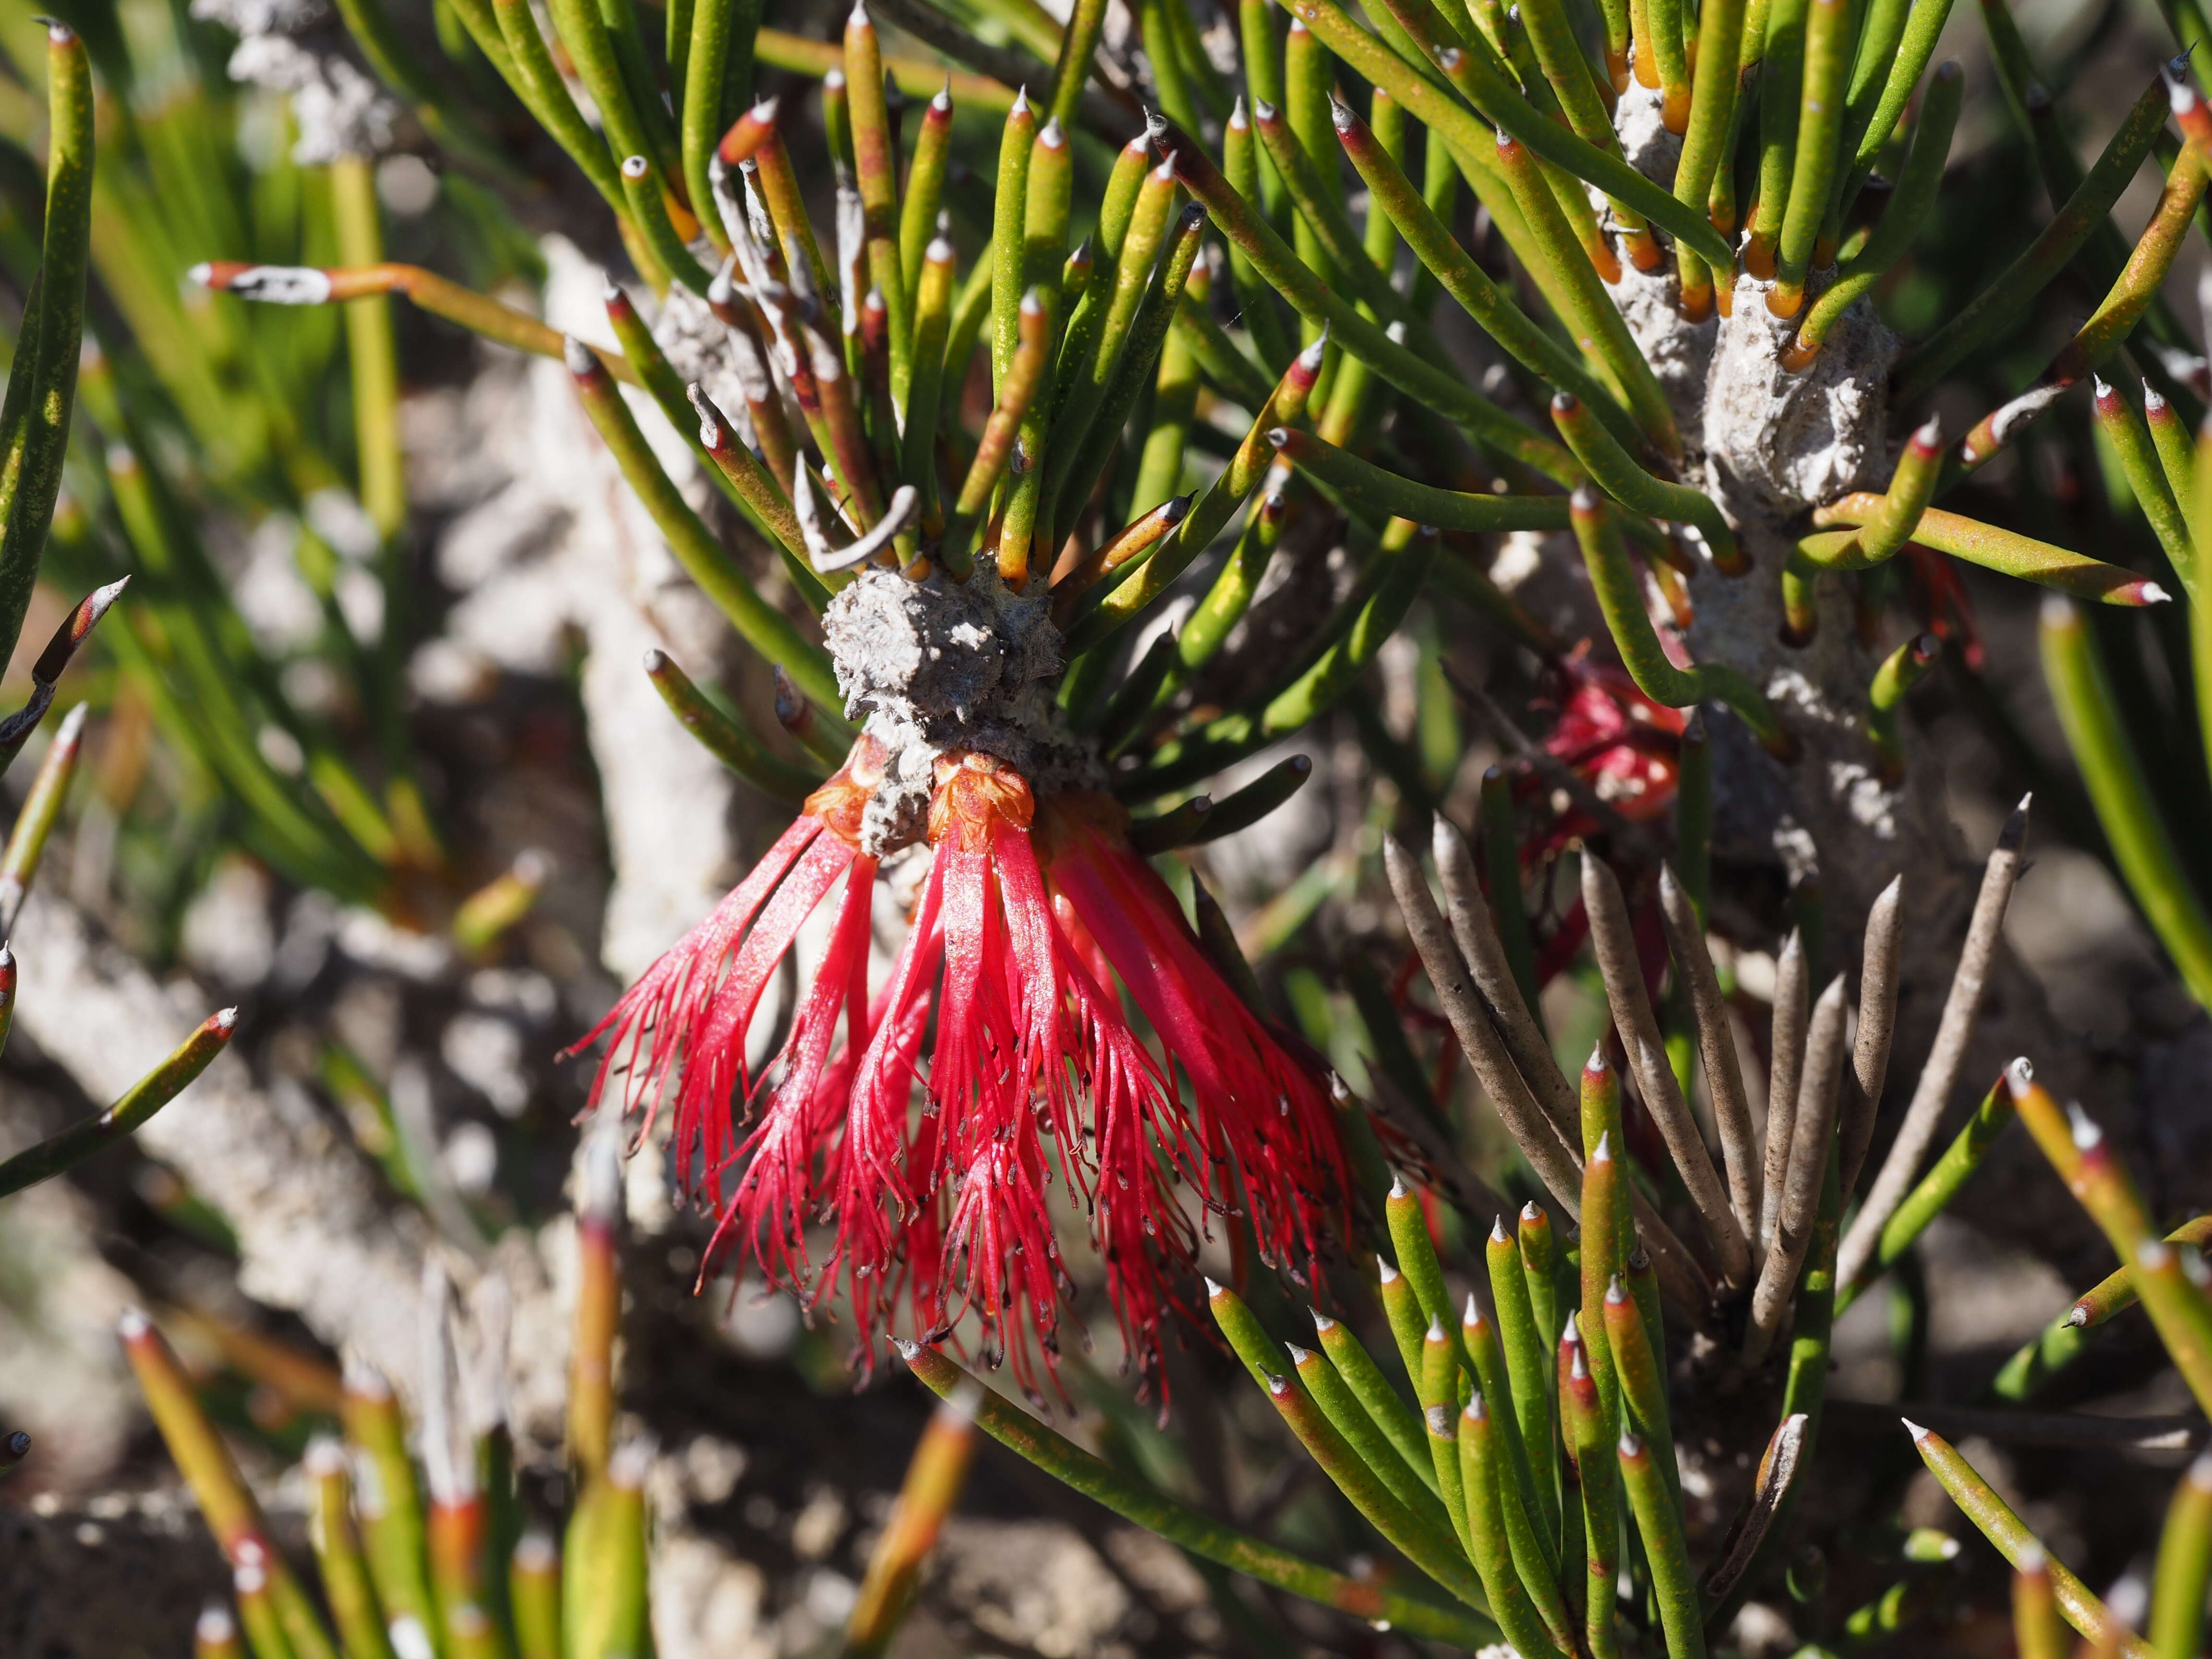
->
[823,565,1100,857]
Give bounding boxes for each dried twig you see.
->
[1838,874,1905,1197]
[1431,816,1579,1140]
[1583,854,1751,1289]
[1657,862,1759,1235]
[1702,1412,1810,1606]
[1760,929,1810,1259]
[1745,974,1849,1365]
[1384,839,1585,1216]
[1839,798,2031,1291]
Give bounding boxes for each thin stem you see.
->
[2027,1098,2212,1420]
[1761,929,1807,1255]
[1463,1296,1570,1635]
[1572,490,1791,754]
[1045,0,1110,132]
[1486,1221,1561,1544]
[843,1387,981,1656]
[1648,0,1692,128]
[1602,1275,1681,1517]
[2071,1215,2212,1330]
[1058,496,1195,616]
[642,648,822,802]
[2015,1551,2069,1659]
[0,1010,237,1198]
[997,117,1073,585]
[898,87,954,305]
[1960,139,2212,473]
[1806,497,2169,607]
[1060,328,1327,652]
[685,377,815,575]
[1518,1206,1558,1373]
[511,1535,561,1659]
[1459,1396,1569,1659]
[195,262,638,383]
[1863,633,1938,783]
[1333,99,1644,452]
[1492,133,1679,458]
[196,1607,246,1659]
[488,0,633,219]
[1155,121,1579,484]
[545,0,668,220]
[2094,377,2194,588]
[942,290,1053,577]
[1229,1341,1489,1599]
[1560,1323,1623,1659]
[1256,100,1403,324]
[1165,753,1314,845]
[232,1564,301,1659]
[1671,0,1749,309]
[1805,417,1946,580]
[1517,0,1618,148]
[1282,0,1734,266]
[755,24,1021,110]
[564,340,841,712]
[330,156,404,541]
[1895,68,2167,400]
[0,23,93,675]
[1551,393,1738,568]
[1222,104,1297,370]
[680,0,742,255]
[0,702,84,937]
[2148,383,2194,506]
[123,1313,338,1659]
[1908,1422,2155,1657]
[1128,530,1438,792]
[989,91,1038,395]
[1841,870,1907,1196]
[1701,1413,1811,1611]
[2152,1455,2212,1659]
[1290,1337,1452,1516]
[1584,858,1752,1300]
[846,4,914,406]
[2040,597,2212,1010]
[1312,1307,1431,1475]
[1836,1069,2014,1316]
[1267,428,1572,530]
[1619,1432,1707,1659]
[1787,62,1962,363]
[1743,0,1808,278]
[902,237,956,516]
[705,277,805,493]
[1767,0,1850,315]
[1035,206,1205,577]
[1045,155,1179,530]
[1842,0,1958,192]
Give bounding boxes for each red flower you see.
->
[1531,650,1685,848]
[1488,653,1686,991]
[575,745,1346,1404]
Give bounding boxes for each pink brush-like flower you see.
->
[1533,652,1685,848]
[574,744,1346,1404]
